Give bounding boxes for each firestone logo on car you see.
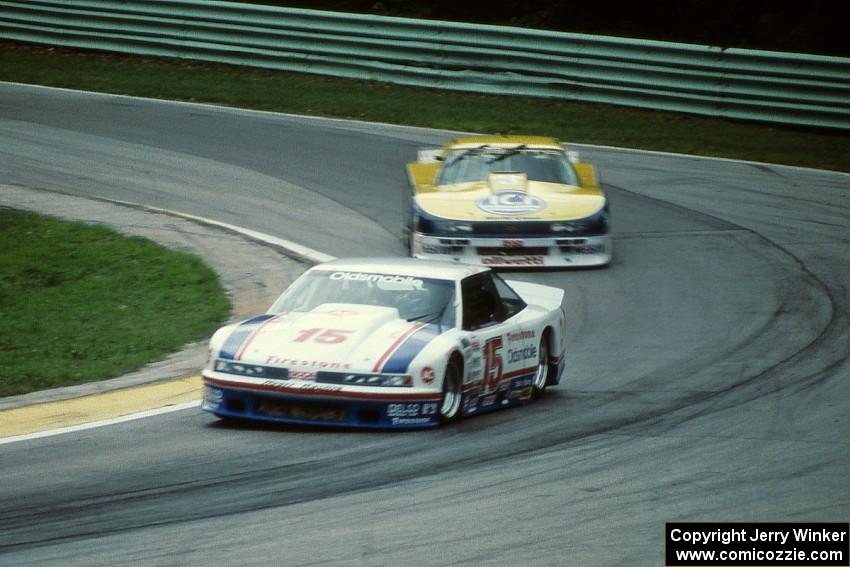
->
[477,191,545,216]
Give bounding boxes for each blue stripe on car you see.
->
[380,324,443,374]
[219,314,276,360]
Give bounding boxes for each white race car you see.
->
[202,258,566,429]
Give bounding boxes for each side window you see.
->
[492,275,527,319]
[462,274,503,330]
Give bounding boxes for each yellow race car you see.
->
[405,135,611,268]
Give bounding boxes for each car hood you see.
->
[415,179,606,221]
[213,303,441,374]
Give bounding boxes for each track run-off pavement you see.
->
[0,83,848,566]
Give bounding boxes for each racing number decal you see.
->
[482,336,504,392]
[294,328,352,344]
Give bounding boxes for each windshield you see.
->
[437,147,579,186]
[269,270,456,327]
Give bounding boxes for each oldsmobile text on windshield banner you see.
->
[665,522,849,566]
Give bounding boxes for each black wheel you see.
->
[531,336,549,397]
[439,359,463,422]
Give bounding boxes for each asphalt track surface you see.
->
[1,83,848,566]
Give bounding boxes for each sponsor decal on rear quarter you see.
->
[421,366,436,385]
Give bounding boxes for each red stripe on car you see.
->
[235,313,285,360]
[204,375,440,402]
[371,322,427,373]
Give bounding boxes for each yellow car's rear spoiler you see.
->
[573,162,599,189]
[407,162,441,188]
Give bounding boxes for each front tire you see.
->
[439,359,463,423]
[531,336,550,397]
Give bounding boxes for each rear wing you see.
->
[574,162,600,188]
[505,280,565,311]
[562,145,600,188]
[408,147,444,188]
[407,162,441,188]
[417,148,443,163]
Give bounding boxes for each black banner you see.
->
[666,522,849,566]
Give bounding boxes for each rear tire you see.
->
[439,359,463,423]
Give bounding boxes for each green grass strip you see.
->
[2,42,849,173]
[0,209,231,397]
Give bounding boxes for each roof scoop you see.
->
[487,172,528,193]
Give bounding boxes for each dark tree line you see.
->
[248,0,850,56]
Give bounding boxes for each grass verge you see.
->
[1,42,849,173]
[0,209,231,397]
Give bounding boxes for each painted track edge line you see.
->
[0,192,336,444]
[98,197,338,264]
[0,401,201,446]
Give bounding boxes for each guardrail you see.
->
[2,0,849,130]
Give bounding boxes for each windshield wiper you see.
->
[406,299,453,332]
[446,144,490,165]
[406,311,442,323]
[487,144,527,164]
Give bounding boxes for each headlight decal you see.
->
[214,359,289,379]
[550,207,609,235]
[414,207,474,235]
[316,372,413,387]
[416,210,608,237]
